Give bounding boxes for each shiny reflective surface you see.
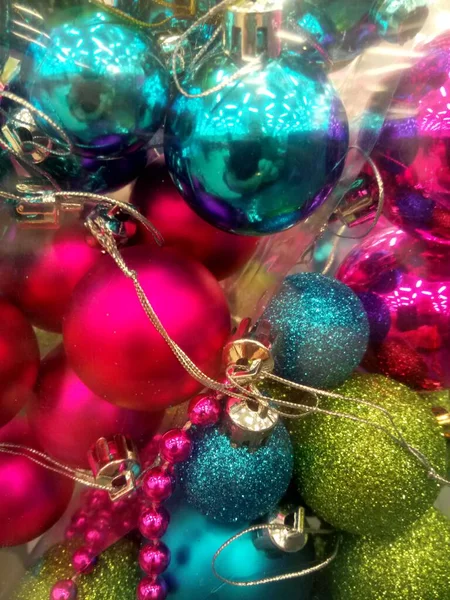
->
[372,33,450,246]
[337,228,450,390]
[23,10,169,156]
[165,51,349,235]
[0,0,10,74]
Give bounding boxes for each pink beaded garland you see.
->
[139,542,171,576]
[188,394,222,427]
[50,580,78,600]
[139,505,170,539]
[142,467,175,503]
[84,526,107,551]
[136,577,168,600]
[160,429,192,464]
[72,547,97,575]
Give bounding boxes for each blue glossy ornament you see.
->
[163,497,314,600]
[263,272,369,389]
[178,425,293,524]
[23,10,169,157]
[164,51,349,235]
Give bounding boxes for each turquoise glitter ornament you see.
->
[164,1,349,236]
[262,273,369,389]
[178,423,293,524]
[163,497,314,599]
[22,10,169,157]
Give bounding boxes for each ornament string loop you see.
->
[212,524,340,586]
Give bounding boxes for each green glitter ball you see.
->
[13,538,140,600]
[290,373,447,537]
[330,508,450,600]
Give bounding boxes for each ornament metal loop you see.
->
[88,435,141,501]
[223,395,279,449]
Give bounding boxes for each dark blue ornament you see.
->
[163,497,314,600]
[263,273,369,389]
[23,10,169,157]
[178,425,293,524]
[357,291,391,345]
[164,51,349,235]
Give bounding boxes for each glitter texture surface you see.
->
[289,373,447,537]
[178,424,293,524]
[263,273,369,389]
[13,538,140,600]
[329,508,450,600]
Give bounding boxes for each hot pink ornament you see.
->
[0,298,40,428]
[160,429,192,463]
[63,246,231,411]
[50,580,78,600]
[136,577,168,600]
[139,505,170,539]
[139,542,171,576]
[142,467,175,503]
[72,547,97,574]
[0,418,74,546]
[188,393,222,427]
[132,165,258,280]
[1,224,101,332]
[29,346,164,468]
[337,227,450,390]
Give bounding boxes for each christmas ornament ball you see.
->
[330,508,450,600]
[13,537,140,600]
[2,224,102,333]
[0,418,74,546]
[165,52,348,235]
[290,373,447,537]
[23,9,169,157]
[132,164,259,280]
[178,424,293,524]
[0,298,40,428]
[337,227,450,390]
[63,246,231,411]
[163,497,314,600]
[371,32,450,246]
[29,346,164,469]
[262,272,369,389]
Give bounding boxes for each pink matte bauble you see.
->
[1,224,102,332]
[0,418,74,546]
[63,246,230,411]
[29,346,164,469]
[131,166,259,280]
[0,299,40,428]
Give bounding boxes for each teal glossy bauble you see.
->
[163,497,314,599]
[262,273,369,389]
[178,424,293,524]
[164,50,349,235]
[22,10,169,157]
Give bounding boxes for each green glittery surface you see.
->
[289,373,447,538]
[329,508,450,600]
[263,273,369,389]
[13,538,140,600]
[178,424,293,524]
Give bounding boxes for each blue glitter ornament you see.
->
[163,497,314,600]
[178,424,293,524]
[263,273,369,389]
[164,48,349,235]
[22,10,169,157]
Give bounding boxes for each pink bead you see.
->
[64,527,77,542]
[142,467,175,503]
[84,527,107,551]
[93,516,110,533]
[160,429,192,464]
[139,542,171,576]
[136,577,167,600]
[188,394,221,427]
[50,580,78,600]
[70,510,89,533]
[86,490,110,514]
[139,505,170,539]
[72,547,97,574]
